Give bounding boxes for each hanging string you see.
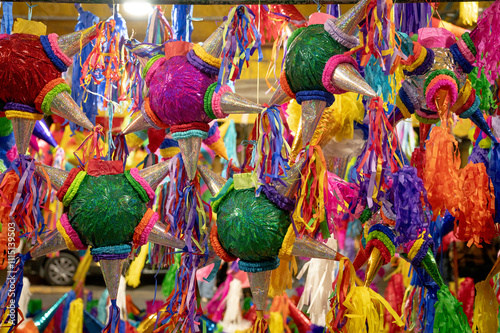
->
[25,2,36,21]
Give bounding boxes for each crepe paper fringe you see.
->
[470,1,500,83]
[393,165,431,245]
[292,146,328,238]
[473,279,499,333]
[355,97,400,209]
[326,257,404,332]
[423,125,461,219]
[217,5,263,89]
[0,155,48,240]
[434,286,472,333]
[254,106,290,184]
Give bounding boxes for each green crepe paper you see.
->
[68,174,147,248]
[469,67,497,113]
[162,253,181,297]
[285,24,348,94]
[0,117,12,136]
[216,189,290,262]
[434,286,471,333]
[0,159,5,174]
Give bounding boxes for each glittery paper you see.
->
[30,229,68,258]
[138,160,170,190]
[10,117,36,155]
[100,259,124,300]
[0,34,60,107]
[69,174,147,248]
[248,270,272,311]
[148,222,186,249]
[198,164,227,196]
[290,236,341,260]
[217,189,290,262]
[36,164,69,191]
[149,56,215,126]
[177,136,202,181]
[121,112,152,135]
[285,24,348,93]
[300,99,327,147]
[50,91,94,130]
[219,91,263,114]
[57,27,96,59]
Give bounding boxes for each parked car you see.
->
[25,250,167,286]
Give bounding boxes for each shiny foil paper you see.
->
[50,91,94,130]
[248,270,272,311]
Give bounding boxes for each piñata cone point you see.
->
[100,259,124,300]
[202,24,225,59]
[121,112,152,135]
[10,117,36,155]
[364,247,384,287]
[301,99,327,147]
[332,63,377,98]
[208,139,229,160]
[335,0,370,35]
[177,136,203,181]
[197,164,227,196]
[421,248,445,289]
[33,292,69,332]
[219,91,264,115]
[291,236,344,261]
[50,91,94,131]
[469,109,498,143]
[419,122,432,147]
[148,222,186,249]
[57,25,97,59]
[35,163,69,191]
[269,86,292,106]
[248,270,272,311]
[138,159,171,189]
[30,229,68,259]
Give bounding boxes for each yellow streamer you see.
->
[64,298,83,333]
[126,244,149,288]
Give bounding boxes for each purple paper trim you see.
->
[324,18,359,49]
[261,184,295,211]
[4,102,39,114]
[186,50,219,77]
[92,252,129,262]
[404,48,434,76]
[411,238,433,266]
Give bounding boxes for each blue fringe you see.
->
[171,5,193,42]
[0,2,13,34]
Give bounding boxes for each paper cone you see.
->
[435,89,451,118]
[33,119,58,147]
[197,164,227,196]
[33,292,68,332]
[50,91,94,130]
[291,236,343,261]
[202,24,225,58]
[275,155,306,199]
[419,122,432,147]
[248,270,271,311]
[138,159,170,190]
[57,25,97,59]
[30,229,68,258]
[332,63,377,98]
[219,91,264,115]
[335,0,370,35]
[148,221,186,249]
[469,109,497,143]
[287,298,311,333]
[364,247,384,287]
[83,310,104,332]
[301,99,327,147]
[177,136,202,181]
[421,248,445,289]
[100,259,124,300]
[11,117,36,155]
[121,112,152,135]
[268,86,292,106]
[35,164,69,191]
